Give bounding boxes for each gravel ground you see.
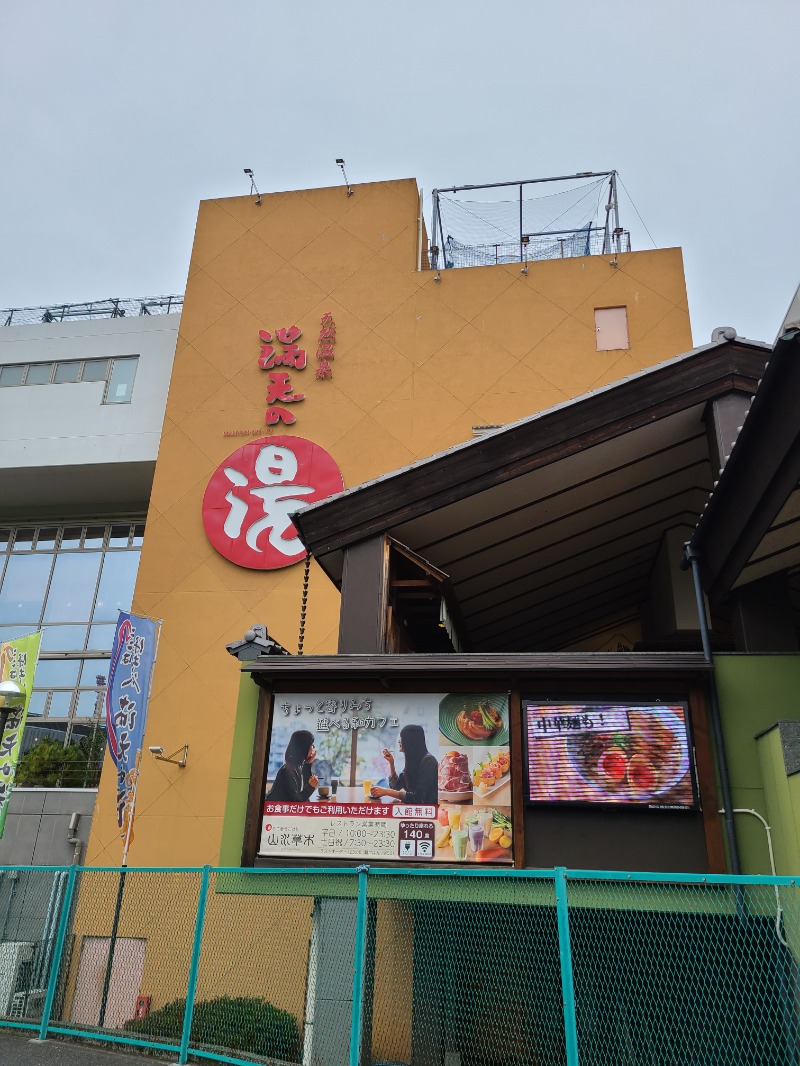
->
[0,1029,172,1065]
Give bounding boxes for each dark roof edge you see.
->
[243,651,712,681]
[688,326,800,598]
[294,338,769,558]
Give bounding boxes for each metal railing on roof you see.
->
[428,227,632,270]
[2,295,183,327]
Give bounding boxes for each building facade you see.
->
[79,177,696,867]
[0,299,180,862]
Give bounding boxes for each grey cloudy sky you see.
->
[1,0,797,346]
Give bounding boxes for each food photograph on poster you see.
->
[524,701,698,810]
[261,692,513,864]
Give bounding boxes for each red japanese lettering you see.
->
[275,326,302,345]
[264,407,297,425]
[266,371,304,405]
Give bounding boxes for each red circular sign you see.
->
[202,436,344,570]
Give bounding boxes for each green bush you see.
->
[124,995,302,1062]
[15,735,103,788]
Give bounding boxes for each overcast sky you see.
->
[1,1,797,346]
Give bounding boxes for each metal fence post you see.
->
[349,864,369,1066]
[178,864,211,1066]
[37,864,78,1041]
[555,867,580,1066]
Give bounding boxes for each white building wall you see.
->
[0,313,178,515]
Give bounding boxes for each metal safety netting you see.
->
[429,172,631,270]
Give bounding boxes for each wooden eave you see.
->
[243,651,712,688]
[294,340,769,568]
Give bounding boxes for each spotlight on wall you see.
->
[243,168,262,206]
[148,744,188,768]
[336,158,353,197]
[433,271,441,283]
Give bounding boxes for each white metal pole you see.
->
[611,171,621,253]
[417,188,424,272]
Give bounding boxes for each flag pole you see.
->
[120,749,141,867]
[98,618,161,1028]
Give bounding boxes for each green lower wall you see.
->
[714,654,800,875]
[218,658,800,876]
[218,672,261,867]
[757,727,800,875]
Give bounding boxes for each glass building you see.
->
[0,521,144,741]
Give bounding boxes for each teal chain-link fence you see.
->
[0,865,797,1066]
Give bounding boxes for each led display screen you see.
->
[524,702,697,809]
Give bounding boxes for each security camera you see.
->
[148,745,164,756]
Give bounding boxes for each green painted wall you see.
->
[714,654,800,875]
[757,726,800,875]
[218,671,261,867]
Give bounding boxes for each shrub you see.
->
[124,995,302,1062]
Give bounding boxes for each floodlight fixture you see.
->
[336,158,353,197]
[244,168,262,206]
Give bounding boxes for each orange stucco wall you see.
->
[86,177,692,866]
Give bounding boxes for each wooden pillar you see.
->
[338,536,390,653]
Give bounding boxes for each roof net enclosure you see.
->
[429,171,631,270]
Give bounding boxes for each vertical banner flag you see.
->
[106,613,159,843]
[0,632,42,838]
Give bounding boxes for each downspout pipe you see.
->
[684,543,741,874]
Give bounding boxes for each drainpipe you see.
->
[719,808,787,947]
[684,543,741,874]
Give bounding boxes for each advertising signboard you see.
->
[523,701,697,809]
[202,436,344,570]
[260,692,513,864]
[0,631,41,837]
[106,612,160,846]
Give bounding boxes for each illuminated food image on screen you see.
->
[524,703,696,809]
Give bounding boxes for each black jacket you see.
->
[267,762,314,802]
[389,751,438,805]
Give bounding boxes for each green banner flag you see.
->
[0,632,42,838]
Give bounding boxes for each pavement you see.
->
[0,1030,171,1064]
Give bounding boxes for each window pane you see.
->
[0,554,52,623]
[0,624,38,642]
[80,659,110,687]
[104,357,138,404]
[25,362,53,385]
[40,624,88,652]
[81,359,108,382]
[84,527,105,549]
[75,690,103,717]
[87,624,116,651]
[34,660,81,688]
[54,361,81,383]
[109,524,131,548]
[132,524,145,547]
[0,530,10,551]
[93,550,140,622]
[36,528,58,550]
[43,552,101,622]
[27,692,48,719]
[61,527,83,549]
[0,365,25,386]
[47,691,73,717]
[12,529,34,551]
